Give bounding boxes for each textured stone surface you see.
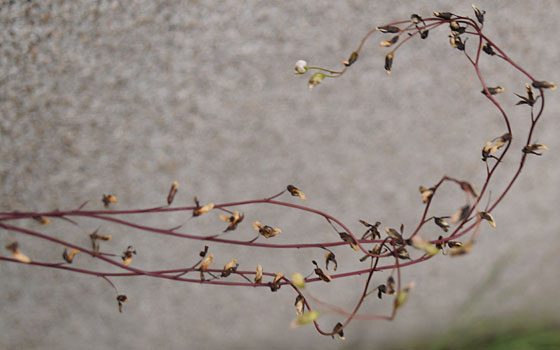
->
[1,1,559,349]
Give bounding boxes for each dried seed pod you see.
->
[482,86,505,96]
[312,260,332,282]
[472,4,485,25]
[343,51,359,67]
[167,181,179,205]
[254,264,263,283]
[219,210,244,232]
[379,35,399,47]
[515,83,536,106]
[385,51,394,75]
[121,246,136,266]
[434,217,450,232]
[199,245,209,257]
[192,197,214,216]
[89,229,112,252]
[376,25,400,33]
[253,221,282,238]
[359,220,381,239]
[449,21,465,34]
[32,216,50,225]
[5,242,31,263]
[294,295,305,317]
[450,205,471,224]
[221,258,239,277]
[420,30,429,39]
[287,185,306,200]
[419,186,435,203]
[449,34,466,50]
[479,212,496,228]
[102,194,118,207]
[433,11,453,20]
[523,144,549,156]
[62,248,80,263]
[308,73,326,91]
[324,251,338,271]
[332,322,345,340]
[482,43,495,55]
[532,81,557,91]
[447,241,463,248]
[338,231,359,251]
[435,235,445,250]
[294,60,308,74]
[116,295,128,313]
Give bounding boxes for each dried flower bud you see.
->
[32,216,50,225]
[397,248,410,260]
[62,248,80,263]
[308,73,326,91]
[254,264,263,283]
[269,271,284,291]
[385,51,394,75]
[419,186,435,203]
[377,284,387,299]
[532,81,557,91]
[410,236,440,256]
[479,212,496,228]
[359,220,381,240]
[523,144,549,156]
[294,295,305,317]
[121,245,136,266]
[290,310,320,328]
[291,272,306,288]
[482,86,505,96]
[325,251,338,271]
[435,235,446,250]
[384,227,403,242]
[379,35,399,48]
[411,14,424,25]
[102,194,118,207]
[447,241,463,248]
[312,260,332,282]
[377,25,400,33]
[472,4,485,25]
[338,231,359,251]
[295,60,308,74]
[167,181,179,205]
[219,210,244,232]
[386,276,396,295]
[449,21,465,34]
[482,43,495,55]
[449,241,473,256]
[450,205,471,224]
[433,11,453,20]
[192,197,214,216]
[253,221,282,239]
[435,217,450,232]
[420,30,429,39]
[90,229,111,252]
[449,34,466,50]
[200,253,214,272]
[287,185,306,200]
[460,181,480,199]
[332,322,345,340]
[199,245,209,257]
[343,51,359,67]
[5,242,31,263]
[221,258,239,277]
[116,294,128,313]
[515,83,536,106]
[394,281,416,309]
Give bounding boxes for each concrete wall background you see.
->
[1,1,559,349]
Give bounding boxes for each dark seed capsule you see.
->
[420,30,429,39]
[377,25,400,33]
[343,51,359,67]
[482,43,495,55]
[434,11,453,20]
[385,52,394,75]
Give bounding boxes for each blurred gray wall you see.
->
[1,1,559,349]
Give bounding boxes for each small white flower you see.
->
[294,60,308,74]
